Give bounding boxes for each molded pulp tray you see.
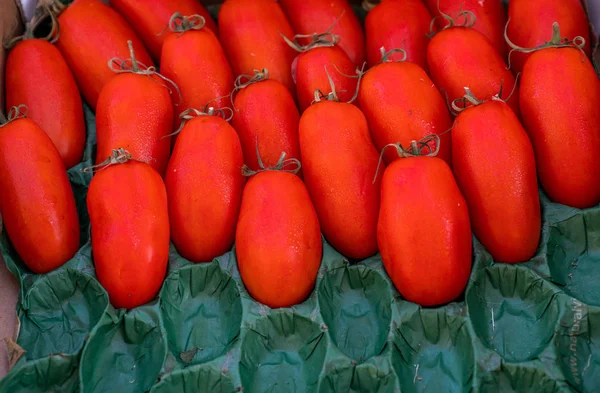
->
[1,2,600,393]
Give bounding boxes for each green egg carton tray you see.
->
[2,2,600,393]
[1,102,600,393]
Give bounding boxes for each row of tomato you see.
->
[1,0,599,311]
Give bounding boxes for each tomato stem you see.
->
[160,12,206,37]
[81,148,132,173]
[241,138,301,177]
[379,47,407,64]
[3,3,60,49]
[372,134,442,184]
[427,0,477,38]
[0,105,28,127]
[127,41,139,72]
[504,21,587,69]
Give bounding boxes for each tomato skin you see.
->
[507,0,591,74]
[519,48,600,209]
[452,101,540,263]
[427,27,519,116]
[299,101,380,259]
[219,0,296,95]
[165,116,245,263]
[231,79,302,175]
[365,0,432,69]
[236,171,322,308]
[56,0,154,109]
[87,161,169,309]
[279,0,365,66]
[95,73,173,177]
[378,157,471,307]
[294,46,357,113]
[424,0,507,58]
[0,118,80,274]
[110,0,217,62]
[6,40,85,169]
[357,61,452,165]
[160,27,234,119]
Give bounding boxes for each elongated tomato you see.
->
[231,77,301,174]
[294,45,357,112]
[506,0,591,74]
[452,100,540,263]
[96,70,173,177]
[365,0,432,69]
[6,40,85,169]
[279,0,365,66]
[519,48,600,209]
[160,16,234,118]
[357,61,452,165]
[236,171,322,308]
[299,100,380,259]
[378,156,471,306]
[219,0,296,95]
[110,0,217,61]
[55,0,153,109]
[424,0,507,58]
[87,158,169,309]
[427,27,519,116]
[0,116,79,273]
[165,115,245,263]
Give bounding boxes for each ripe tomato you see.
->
[0,114,79,273]
[299,100,381,259]
[365,0,432,69]
[56,0,153,109]
[506,0,591,74]
[236,171,322,308]
[6,39,85,169]
[110,0,217,61]
[87,154,169,309]
[427,27,519,116]
[378,156,471,306]
[452,99,540,262]
[160,13,234,119]
[357,61,452,165]
[95,70,173,177]
[219,0,297,95]
[165,114,245,263]
[231,73,302,175]
[519,46,600,208]
[279,0,365,66]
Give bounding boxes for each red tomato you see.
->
[378,156,471,306]
[452,100,540,263]
[87,157,169,309]
[357,61,452,165]
[95,61,173,177]
[5,39,85,169]
[299,100,381,259]
[236,171,322,308]
[427,27,519,116]
[110,0,217,62]
[293,45,357,113]
[165,115,245,263]
[279,0,365,66]
[160,16,234,119]
[506,0,591,74]
[365,0,432,69]
[55,0,153,109]
[424,0,507,58]
[519,47,600,209]
[219,0,297,95]
[231,75,302,175]
[0,115,79,273]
